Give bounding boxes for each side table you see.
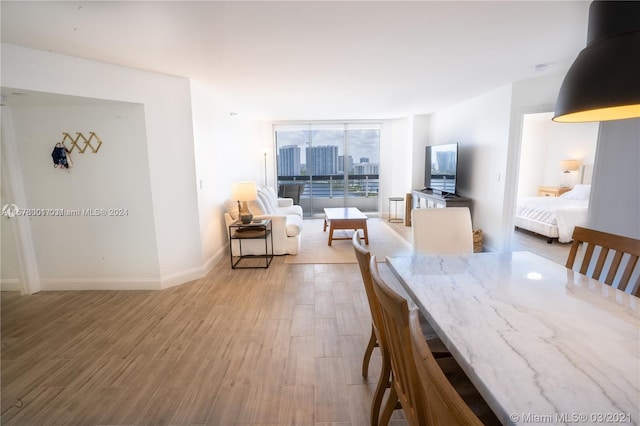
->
[537,186,572,197]
[229,219,273,269]
[388,197,404,223]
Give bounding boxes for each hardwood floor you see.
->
[510,228,571,265]
[1,224,570,426]
[1,259,409,426]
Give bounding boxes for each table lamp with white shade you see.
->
[232,181,258,224]
[560,160,580,187]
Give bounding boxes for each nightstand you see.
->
[537,186,572,197]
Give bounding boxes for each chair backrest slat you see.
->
[592,246,610,280]
[619,257,639,293]
[566,226,640,296]
[578,243,596,275]
[605,251,624,285]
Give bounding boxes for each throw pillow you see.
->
[224,199,239,220]
[560,184,591,200]
[257,189,276,215]
[260,186,279,212]
[247,197,267,216]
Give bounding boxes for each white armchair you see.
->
[224,186,303,255]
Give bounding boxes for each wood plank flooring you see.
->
[1,258,409,426]
[1,224,569,426]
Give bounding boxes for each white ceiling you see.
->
[1,1,590,120]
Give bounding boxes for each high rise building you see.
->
[337,155,354,173]
[435,151,456,173]
[306,145,339,175]
[354,163,379,174]
[278,145,301,176]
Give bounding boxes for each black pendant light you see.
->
[553,1,640,123]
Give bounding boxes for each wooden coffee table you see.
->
[323,207,369,246]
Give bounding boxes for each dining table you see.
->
[386,251,639,426]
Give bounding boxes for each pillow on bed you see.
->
[560,184,591,200]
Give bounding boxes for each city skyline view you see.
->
[273,123,382,213]
[274,123,380,165]
[278,144,379,176]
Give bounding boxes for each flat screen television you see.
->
[424,143,458,195]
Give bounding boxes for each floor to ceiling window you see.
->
[274,123,381,217]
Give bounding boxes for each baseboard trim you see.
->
[39,278,162,291]
[160,266,204,289]
[0,279,22,292]
[20,248,229,292]
[160,247,227,289]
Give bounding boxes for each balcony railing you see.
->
[277,174,379,217]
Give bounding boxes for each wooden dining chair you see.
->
[353,233,450,425]
[411,207,473,254]
[409,308,501,426]
[352,233,392,426]
[369,254,426,425]
[566,226,640,296]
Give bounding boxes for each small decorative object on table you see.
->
[232,181,258,224]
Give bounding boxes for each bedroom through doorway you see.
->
[512,111,599,261]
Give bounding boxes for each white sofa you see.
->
[224,186,303,255]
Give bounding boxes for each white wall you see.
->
[429,85,513,250]
[7,104,160,287]
[0,108,40,292]
[501,73,568,250]
[379,117,413,218]
[518,113,551,196]
[504,74,640,252]
[0,177,22,290]
[543,118,598,187]
[190,79,272,267]
[589,119,640,239]
[2,44,203,290]
[518,112,598,197]
[431,72,638,252]
[412,114,431,190]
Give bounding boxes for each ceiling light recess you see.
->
[553,0,640,123]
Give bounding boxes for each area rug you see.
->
[284,218,413,264]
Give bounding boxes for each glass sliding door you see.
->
[344,123,381,213]
[275,123,380,217]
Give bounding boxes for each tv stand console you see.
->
[411,189,472,210]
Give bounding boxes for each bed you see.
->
[515,184,591,243]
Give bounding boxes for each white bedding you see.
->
[515,196,588,243]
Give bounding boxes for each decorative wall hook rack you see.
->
[60,132,103,153]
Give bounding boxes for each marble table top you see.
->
[387,251,639,426]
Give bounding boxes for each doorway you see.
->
[511,111,599,259]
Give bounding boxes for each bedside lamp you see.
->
[560,160,580,187]
[561,160,580,173]
[232,181,257,224]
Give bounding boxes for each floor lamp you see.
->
[262,148,269,186]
